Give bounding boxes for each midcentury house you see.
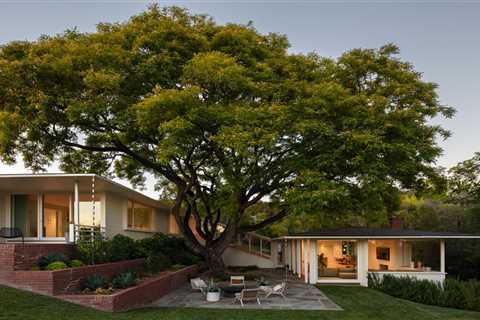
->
[0,173,179,243]
[1,173,479,289]
[277,228,480,287]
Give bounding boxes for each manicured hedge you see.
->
[368,273,480,311]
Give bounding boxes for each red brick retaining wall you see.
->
[0,258,145,295]
[59,265,199,312]
[0,244,76,271]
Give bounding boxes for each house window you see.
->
[127,200,154,231]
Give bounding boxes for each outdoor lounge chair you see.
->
[264,282,287,299]
[0,227,24,244]
[230,275,245,287]
[190,278,208,295]
[234,288,261,306]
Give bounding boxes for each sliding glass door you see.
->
[42,194,70,238]
[11,194,38,237]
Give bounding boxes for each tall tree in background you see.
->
[0,6,454,270]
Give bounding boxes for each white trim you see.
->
[0,173,164,207]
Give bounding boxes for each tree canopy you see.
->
[0,6,454,269]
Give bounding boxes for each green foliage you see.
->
[109,234,138,262]
[145,253,172,274]
[111,271,137,289]
[83,274,107,291]
[136,233,201,265]
[170,264,186,271]
[68,259,85,268]
[76,240,111,265]
[0,5,454,268]
[37,252,69,270]
[368,274,480,312]
[45,261,68,271]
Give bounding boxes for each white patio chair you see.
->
[265,282,287,299]
[190,278,208,295]
[234,288,261,306]
[230,275,245,287]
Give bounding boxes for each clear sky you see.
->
[0,1,479,198]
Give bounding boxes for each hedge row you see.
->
[368,273,480,312]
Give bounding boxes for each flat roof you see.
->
[277,228,480,240]
[0,173,167,209]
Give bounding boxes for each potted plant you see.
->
[206,279,221,302]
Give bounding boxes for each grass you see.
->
[0,284,479,320]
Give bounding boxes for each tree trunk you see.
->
[203,247,226,274]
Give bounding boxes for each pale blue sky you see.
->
[0,1,479,197]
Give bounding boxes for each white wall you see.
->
[222,246,277,268]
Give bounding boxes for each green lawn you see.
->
[1,285,479,320]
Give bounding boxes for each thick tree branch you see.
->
[239,209,288,232]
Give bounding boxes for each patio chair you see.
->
[234,288,261,306]
[190,278,208,295]
[230,275,245,287]
[265,282,287,299]
[0,227,24,244]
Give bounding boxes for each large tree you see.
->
[0,6,453,270]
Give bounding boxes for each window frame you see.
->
[126,199,155,232]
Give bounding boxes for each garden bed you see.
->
[58,265,199,312]
[0,258,145,295]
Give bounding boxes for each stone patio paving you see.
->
[153,269,342,310]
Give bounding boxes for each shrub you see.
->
[83,274,107,291]
[109,234,137,262]
[145,253,172,274]
[112,271,137,289]
[95,287,114,295]
[368,274,480,312]
[76,239,111,265]
[136,233,202,266]
[37,252,68,270]
[46,261,68,270]
[170,264,186,271]
[68,259,85,268]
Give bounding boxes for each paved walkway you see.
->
[153,270,342,310]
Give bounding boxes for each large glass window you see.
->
[317,240,358,279]
[43,194,70,238]
[79,194,101,226]
[11,194,38,237]
[127,200,154,231]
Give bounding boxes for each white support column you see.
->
[283,240,290,269]
[304,240,309,283]
[296,240,301,278]
[440,240,445,274]
[357,240,369,287]
[309,239,318,284]
[290,240,294,272]
[71,179,80,243]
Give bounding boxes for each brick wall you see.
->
[0,244,76,271]
[0,258,145,295]
[59,265,199,312]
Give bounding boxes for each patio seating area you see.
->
[153,269,342,310]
